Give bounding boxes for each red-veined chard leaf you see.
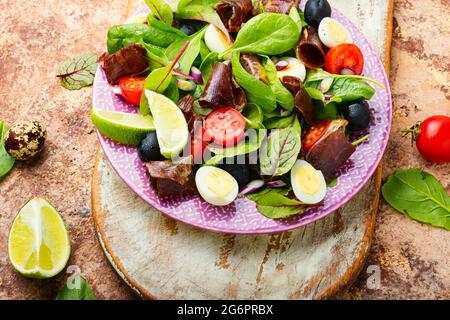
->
[56,54,98,90]
[144,0,174,25]
[260,117,301,176]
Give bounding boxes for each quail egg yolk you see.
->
[328,20,348,43]
[205,170,234,197]
[295,166,321,195]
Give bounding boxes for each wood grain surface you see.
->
[90,0,392,300]
[1,0,448,300]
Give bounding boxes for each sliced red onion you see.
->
[190,66,203,85]
[324,93,333,101]
[319,77,334,92]
[240,179,265,195]
[275,60,289,71]
[112,86,122,96]
[266,180,287,188]
[176,79,196,91]
[340,68,356,75]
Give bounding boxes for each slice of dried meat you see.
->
[215,0,254,32]
[103,44,148,84]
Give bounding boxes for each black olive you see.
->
[304,0,332,28]
[138,132,165,162]
[342,101,371,131]
[180,24,197,36]
[219,163,251,187]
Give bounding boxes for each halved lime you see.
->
[8,198,71,279]
[90,109,154,145]
[145,90,189,159]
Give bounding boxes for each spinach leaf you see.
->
[145,64,173,93]
[261,56,295,111]
[242,103,265,129]
[0,121,15,180]
[141,43,169,69]
[314,101,339,121]
[107,23,186,54]
[263,114,295,129]
[199,40,211,61]
[329,77,376,102]
[140,64,175,115]
[56,54,98,90]
[199,51,218,85]
[260,117,301,176]
[56,275,96,300]
[205,129,266,165]
[144,0,173,25]
[382,168,450,230]
[305,69,385,104]
[164,78,180,103]
[176,0,229,43]
[247,188,303,219]
[231,52,277,113]
[178,27,207,73]
[221,13,300,57]
[192,100,213,116]
[289,7,307,33]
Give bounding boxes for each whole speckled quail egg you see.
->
[4,120,47,161]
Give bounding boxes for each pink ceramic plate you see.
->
[93,7,392,234]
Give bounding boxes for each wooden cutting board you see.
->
[92,0,393,299]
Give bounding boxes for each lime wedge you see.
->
[90,109,154,145]
[145,90,189,159]
[8,198,71,279]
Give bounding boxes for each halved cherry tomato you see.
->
[324,44,364,75]
[204,107,246,147]
[302,120,331,152]
[119,76,146,105]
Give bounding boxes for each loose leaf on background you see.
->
[144,0,174,25]
[260,117,301,176]
[0,121,15,180]
[56,275,96,300]
[231,52,277,113]
[56,54,98,90]
[247,188,304,219]
[382,168,450,230]
[221,13,300,57]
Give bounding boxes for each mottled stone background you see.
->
[0,0,448,299]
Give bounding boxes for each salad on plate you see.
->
[91,0,386,220]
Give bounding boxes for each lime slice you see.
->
[8,198,70,279]
[145,90,189,159]
[90,109,154,145]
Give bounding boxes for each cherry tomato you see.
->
[409,115,450,163]
[119,76,146,105]
[302,120,331,152]
[324,44,364,75]
[190,127,206,164]
[204,107,246,147]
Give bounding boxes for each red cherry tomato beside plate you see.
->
[119,76,146,105]
[412,115,450,163]
[324,44,364,75]
[204,107,246,147]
